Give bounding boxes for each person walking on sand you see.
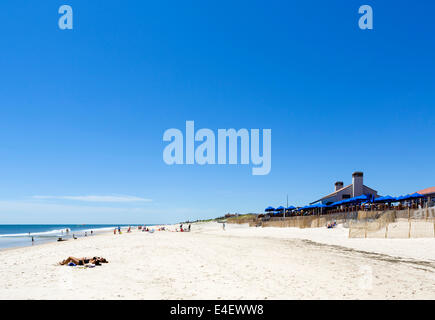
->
[188,224,191,232]
[223,223,226,231]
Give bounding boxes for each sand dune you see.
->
[0,222,434,299]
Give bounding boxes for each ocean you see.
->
[0,224,137,250]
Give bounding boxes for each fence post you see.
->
[408,220,411,239]
[365,219,367,238]
[408,208,411,238]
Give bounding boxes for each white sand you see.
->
[0,222,434,300]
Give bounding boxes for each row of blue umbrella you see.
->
[326,193,425,208]
[373,193,424,203]
[264,206,296,215]
[264,193,425,213]
[329,194,373,207]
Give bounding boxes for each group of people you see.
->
[112,224,192,234]
[327,221,337,229]
[114,226,122,234]
[29,228,94,244]
[113,225,160,234]
[178,224,191,232]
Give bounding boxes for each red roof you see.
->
[416,187,435,195]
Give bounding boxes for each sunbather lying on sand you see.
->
[59,256,108,266]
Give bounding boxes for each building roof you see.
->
[311,184,379,205]
[363,185,378,195]
[310,184,352,204]
[416,187,435,195]
[320,184,352,200]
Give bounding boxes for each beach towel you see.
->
[68,262,76,267]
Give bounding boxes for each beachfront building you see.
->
[415,187,435,205]
[311,172,379,205]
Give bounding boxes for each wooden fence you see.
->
[349,207,435,238]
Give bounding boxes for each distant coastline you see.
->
[0,224,145,250]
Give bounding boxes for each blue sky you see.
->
[0,1,434,224]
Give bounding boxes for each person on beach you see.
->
[31,236,34,244]
[127,226,131,233]
[223,223,226,231]
[188,224,191,232]
[114,228,117,235]
[59,256,108,266]
[91,230,93,235]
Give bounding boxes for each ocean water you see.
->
[0,224,136,250]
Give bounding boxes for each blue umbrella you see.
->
[286,206,296,210]
[330,200,343,207]
[356,194,371,202]
[374,195,395,203]
[346,194,370,204]
[409,193,424,199]
[265,206,275,212]
[331,194,371,206]
[396,195,411,201]
[276,206,285,211]
[394,193,424,202]
[299,204,324,210]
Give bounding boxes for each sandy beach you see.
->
[0,222,434,300]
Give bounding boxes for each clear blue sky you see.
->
[0,1,434,224]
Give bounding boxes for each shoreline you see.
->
[0,224,174,253]
[0,227,116,253]
[0,225,150,252]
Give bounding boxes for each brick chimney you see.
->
[352,172,364,197]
